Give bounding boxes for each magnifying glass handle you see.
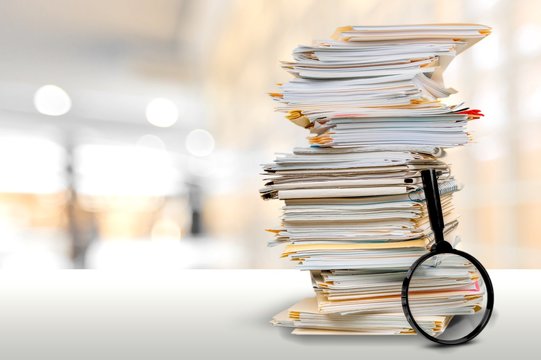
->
[421,169,445,244]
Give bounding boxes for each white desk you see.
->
[0,270,534,360]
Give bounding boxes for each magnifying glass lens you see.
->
[406,253,489,342]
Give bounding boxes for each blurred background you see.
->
[0,0,538,269]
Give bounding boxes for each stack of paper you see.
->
[261,24,490,335]
[271,297,446,336]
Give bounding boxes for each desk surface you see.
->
[0,269,535,360]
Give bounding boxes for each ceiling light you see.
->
[145,98,178,128]
[34,85,72,116]
[185,129,215,157]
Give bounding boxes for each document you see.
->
[261,23,490,335]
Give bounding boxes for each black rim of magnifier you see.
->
[401,169,494,345]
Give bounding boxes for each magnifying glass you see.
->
[401,169,494,345]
